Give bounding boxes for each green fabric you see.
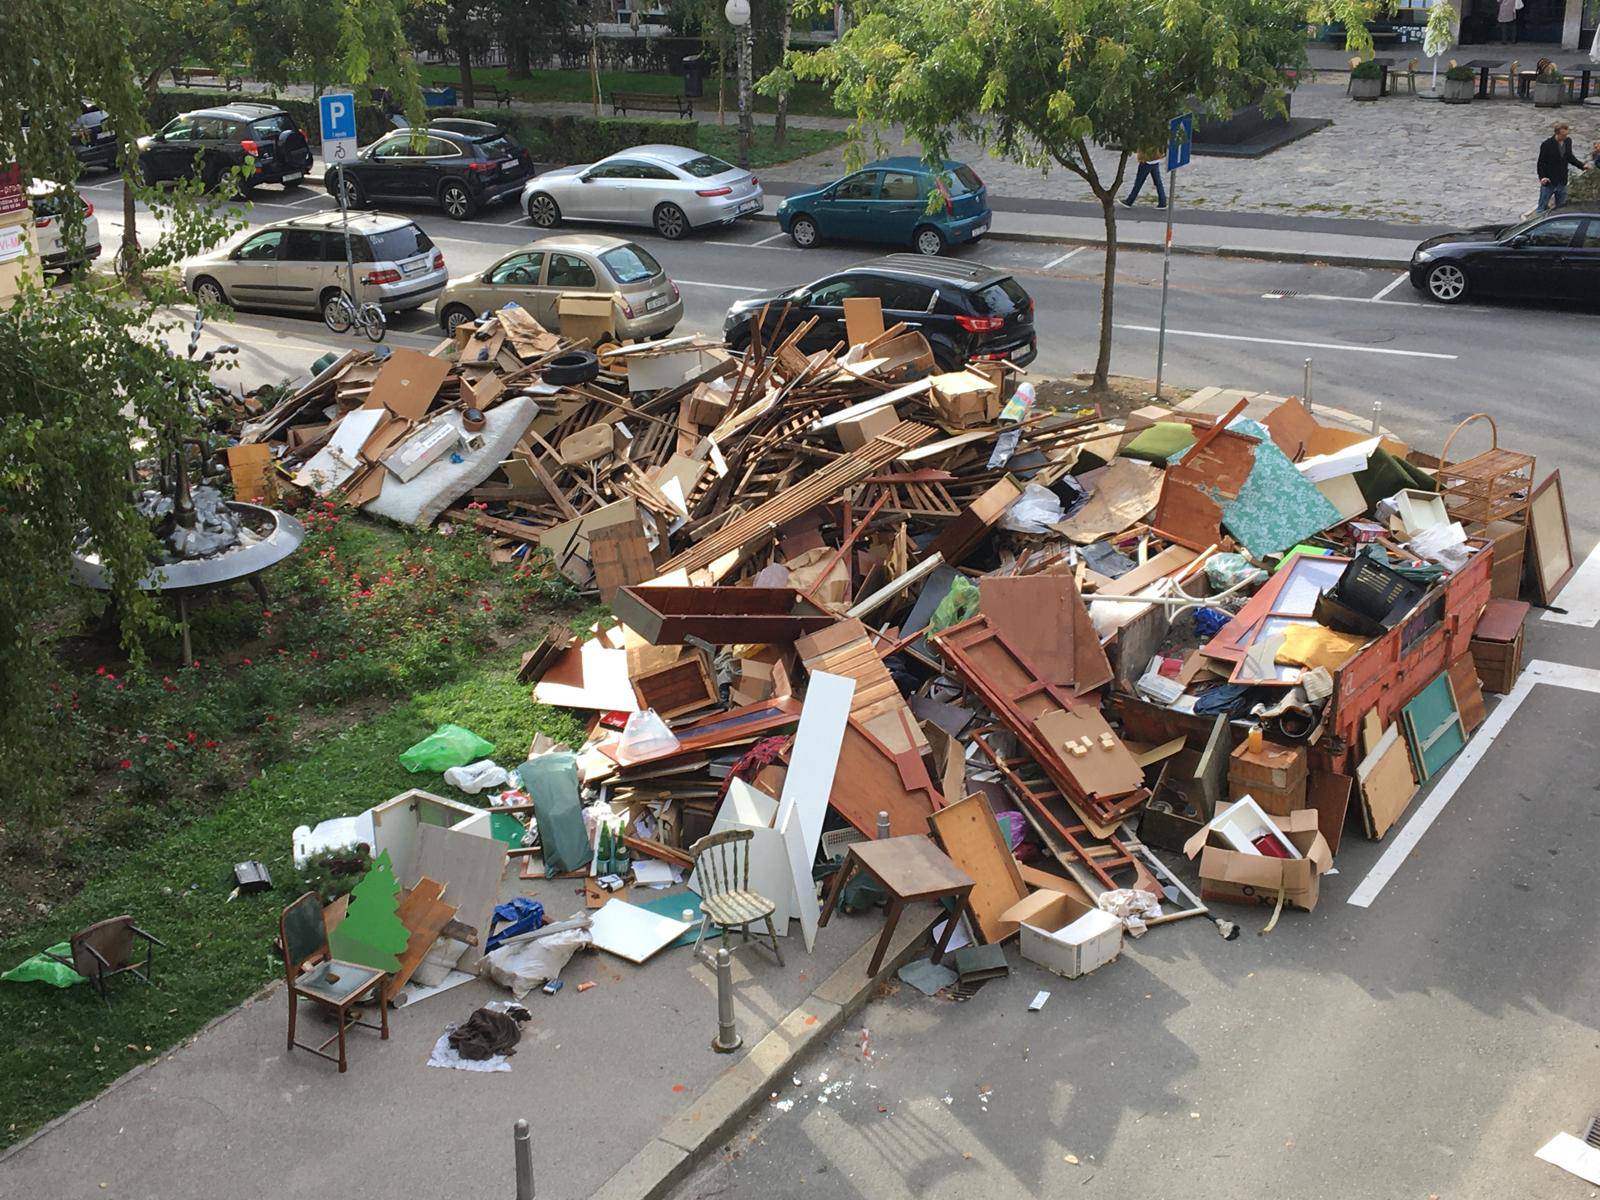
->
[1354,448,1437,507]
[516,752,589,878]
[399,724,496,773]
[1219,419,1342,558]
[327,850,412,972]
[1,943,87,988]
[1122,421,1196,463]
[928,575,980,636]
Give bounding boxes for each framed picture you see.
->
[1527,470,1574,605]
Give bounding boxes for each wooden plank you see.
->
[1032,707,1145,800]
[1306,769,1353,858]
[927,792,1028,944]
[827,719,941,839]
[588,518,654,605]
[775,671,856,865]
[384,877,458,1001]
[1447,653,1486,734]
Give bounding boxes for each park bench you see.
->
[170,66,242,92]
[464,83,513,108]
[610,90,693,118]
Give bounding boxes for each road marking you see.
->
[1042,246,1088,269]
[706,239,799,252]
[1371,272,1409,301]
[1542,540,1600,627]
[1261,291,1423,308]
[676,279,762,292]
[1348,660,1600,908]
[282,191,332,208]
[753,231,788,246]
[1114,323,1456,359]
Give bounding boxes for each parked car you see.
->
[522,145,762,241]
[722,254,1036,370]
[325,119,535,220]
[183,211,447,323]
[435,233,682,339]
[20,101,117,172]
[137,102,312,193]
[29,179,101,271]
[777,158,990,256]
[1410,210,1600,304]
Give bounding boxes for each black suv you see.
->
[325,119,535,220]
[723,254,1036,370]
[137,103,312,192]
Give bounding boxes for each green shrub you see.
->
[1570,165,1600,203]
[1350,61,1383,81]
[1444,65,1474,82]
[431,107,698,163]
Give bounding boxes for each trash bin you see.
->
[423,86,456,108]
[681,54,706,100]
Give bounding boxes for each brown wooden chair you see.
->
[689,829,783,968]
[43,915,166,1007]
[1489,59,1520,96]
[280,892,388,1073]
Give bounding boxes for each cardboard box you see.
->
[1183,809,1332,913]
[835,403,899,452]
[1000,890,1123,979]
[558,294,615,344]
[1228,740,1307,812]
[929,370,1001,428]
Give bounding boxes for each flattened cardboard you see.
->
[366,348,452,421]
[1032,708,1144,799]
[842,296,886,346]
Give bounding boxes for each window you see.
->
[361,224,434,263]
[879,171,921,201]
[591,161,641,179]
[878,278,936,312]
[809,275,877,306]
[949,164,983,195]
[679,154,735,178]
[971,277,1030,315]
[546,253,597,289]
[1524,217,1582,248]
[251,114,297,139]
[475,134,521,158]
[282,229,330,261]
[488,252,544,285]
[160,116,198,141]
[599,244,661,284]
[371,135,412,160]
[833,172,878,200]
[1580,220,1600,250]
[424,137,464,157]
[235,230,284,261]
[199,118,241,141]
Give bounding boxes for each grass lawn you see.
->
[419,64,843,119]
[0,506,588,1149]
[697,123,844,170]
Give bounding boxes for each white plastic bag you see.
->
[617,709,680,763]
[999,483,1064,533]
[443,758,510,794]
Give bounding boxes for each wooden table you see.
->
[818,836,976,977]
[1463,58,1504,98]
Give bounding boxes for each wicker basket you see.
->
[1436,414,1534,526]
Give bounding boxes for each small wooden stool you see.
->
[818,836,976,976]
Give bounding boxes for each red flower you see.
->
[164,741,177,751]
[319,577,330,586]
[191,660,201,669]
[118,759,132,770]
[186,731,197,743]
[95,666,106,676]
[204,740,219,750]
[241,657,253,666]
[308,650,320,660]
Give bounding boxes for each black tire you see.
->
[542,350,600,385]
[321,288,353,334]
[1425,261,1468,304]
[440,304,477,335]
[789,215,819,248]
[654,202,690,241]
[913,225,946,257]
[336,172,366,209]
[192,276,227,308]
[440,180,476,220]
[526,192,561,227]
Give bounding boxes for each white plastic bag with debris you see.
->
[481,915,593,998]
[999,483,1065,534]
[1096,888,1163,938]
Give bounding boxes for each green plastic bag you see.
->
[1,943,87,988]
[399,724,496,773]
[927,575,980,637]
[515,752,590,878]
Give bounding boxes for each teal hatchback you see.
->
[776,158,990,256]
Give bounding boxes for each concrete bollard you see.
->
[876,810,891,840]
[712,947,742,1053]
[514,1118,534,1199]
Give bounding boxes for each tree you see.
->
[409,0,501,108]
[793,0,1304,389]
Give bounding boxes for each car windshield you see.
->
[600,244,662,284]
[971,277,1030,315]
[949,165,983,195]
[475,134,519,157]
[679,154,736,178]
[251,114,296,138]
[1496,215,1544,239]
[364,224,435,262]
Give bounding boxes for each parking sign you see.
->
[319,92,358,167]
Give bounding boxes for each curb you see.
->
[590,908,940,1200]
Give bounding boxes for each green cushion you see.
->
[1122,421,1196,463]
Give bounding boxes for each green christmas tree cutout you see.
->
[327,850,411,973]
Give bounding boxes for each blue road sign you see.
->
[1168,112,1194,172]
[319,92,359,165]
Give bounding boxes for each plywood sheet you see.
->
[1356,724,1417,840]
[978,572,1111,697]
[927,793,1027,944]
[1447,654,1486,734]
[413,823,507,971]
[775,671,855,867]
[1528,471,1574,604]
[366,348,452,421]
[1032,708,1145,799]
[1306,769,1353,858]
[842,296,886,346]
[386,877,458,1000]
[589,899,694,963]
[828,719,941,838]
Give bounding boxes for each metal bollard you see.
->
[876,810,891,840]
[712,947,742,1053]
[513,1118,534,1200]
[1303,358,1313,407]
[1371,400,1383,435]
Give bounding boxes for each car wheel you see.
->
[654,203,690,241]
[201,163,224,193]
[440,180,475,220]
[789,216,819,249]
[727,329,752,355]
[338,173,366,209]
[192,276,226,307]
[527,192,561,227]
[542,350,600,386]
[1425,262,1468,304]
[280,175,302,191]
[440,304,476,336]
[321,288,354,334]
[913,225,946,257]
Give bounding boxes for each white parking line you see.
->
[283,192,332,208]
[1261,291,1423,308]
[1542,540,1600,627]
[675,279,763,292]
[1042,246,1089,269]
[1114,323,1456,360]
[1347,660,1600,908]
[706,240,799,252]
[1371,272,1409,301]
[753,231,789,246]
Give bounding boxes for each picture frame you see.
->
[1526,471,1574,605]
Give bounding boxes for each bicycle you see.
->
[322,290,388,343]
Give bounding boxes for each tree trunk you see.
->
[1094,192,1116,390]
[459,50,476,109]
[591,28,601,118]
[508,35,530,79]
[122,68,175,268]
[774,0,794,145]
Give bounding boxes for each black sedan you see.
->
[325,119,534,220]
[1410,209,1600,304]
[722,255,1036,371]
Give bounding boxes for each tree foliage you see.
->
[793,0,1304,387]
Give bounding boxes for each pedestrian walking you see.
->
[1536,122,1590,212]
[1496,0,1520,44]
[1591,137,1600,170]
[1120,147,1167,209]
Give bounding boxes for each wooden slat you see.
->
[927,792,1028,944]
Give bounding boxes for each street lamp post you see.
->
[725,0,753,169]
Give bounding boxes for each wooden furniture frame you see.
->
[281,892,389,1073]
[689,829,783,967]
[818,836,976,976]
[44,915,167,1008]
[1527,471,1575,605]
